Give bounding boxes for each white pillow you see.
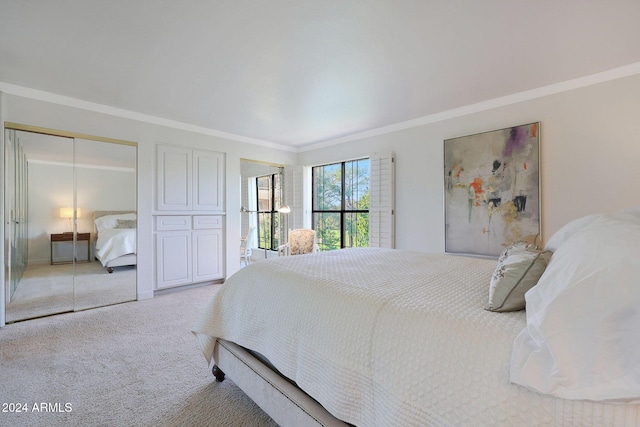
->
[510,215,640,402]
[614,204,640,217]
[545,205,640,252]
[94,213,136,233]
[543,213,599,252]
[609,205,640,224]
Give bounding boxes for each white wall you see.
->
[2,94,296,300]
[297,74,640,253]
[27,161,73,264]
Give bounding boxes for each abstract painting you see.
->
[444,122,540,257]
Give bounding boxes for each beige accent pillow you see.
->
[115,219,137,229]
[485,241,551,312]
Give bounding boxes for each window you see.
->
[256,173,282,251]
[312,158,369,251]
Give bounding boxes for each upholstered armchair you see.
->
[278,228,318,256]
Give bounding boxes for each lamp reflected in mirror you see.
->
[59,207,81,233]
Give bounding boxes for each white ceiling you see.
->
[2,1,640,150]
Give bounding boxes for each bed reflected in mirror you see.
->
[4,129,137,323]
[74,138,137,311]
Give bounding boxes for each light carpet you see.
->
[0,284,278,427]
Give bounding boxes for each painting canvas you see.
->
[444,122,540,256]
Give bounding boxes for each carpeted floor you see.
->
[0,284,278,427]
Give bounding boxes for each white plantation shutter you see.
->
[369,152,395,248]
[284,165,304,230]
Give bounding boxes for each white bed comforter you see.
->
[95,228,136,266]
[193,248,640,426]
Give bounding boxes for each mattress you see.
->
[193,248,640,426]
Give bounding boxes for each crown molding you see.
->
[297,61,640,152]
[0,82,296,153]
[3,61,639,154]
[27,158,135,173]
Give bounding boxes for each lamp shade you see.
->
[59,207,73,219]
[59,207,81,218]
[278,205,291,214]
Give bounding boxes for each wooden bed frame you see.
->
[93,211,137,273]
[212,339,349,427]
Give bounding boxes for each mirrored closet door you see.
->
[3,126,137,323]
[240,159,285,261]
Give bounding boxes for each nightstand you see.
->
[51,232,91,264]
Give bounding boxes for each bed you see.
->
[193,206,640,426]
[93,211,137,273]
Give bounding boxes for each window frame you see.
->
[255,173,281,251]
[311,158,369,250]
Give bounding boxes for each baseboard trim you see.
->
[137,290,154,300]
[153,280,223,297]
